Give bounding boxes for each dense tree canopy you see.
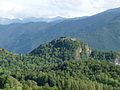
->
[0,37,120,90]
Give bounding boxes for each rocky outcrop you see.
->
[114,58,120,65]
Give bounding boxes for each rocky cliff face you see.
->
[75,45,92,60]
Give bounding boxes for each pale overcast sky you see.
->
[0,0,120,18]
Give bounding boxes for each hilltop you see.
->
[30,37,118,63]
[30,37,91,60]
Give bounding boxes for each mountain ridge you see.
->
[0,7,120,53]
[0,16,65,25]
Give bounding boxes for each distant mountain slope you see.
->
[34,7,120,51]
[0,22,56,53]
[0,8,120,53]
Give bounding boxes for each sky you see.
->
[0,0,120,19]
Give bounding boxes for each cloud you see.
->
[52,0,120,17]
[0,0,120,18]
[0,1,25,18]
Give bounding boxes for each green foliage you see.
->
[30,37,91,61]
[0,37,120,90]
[90,50,116,62]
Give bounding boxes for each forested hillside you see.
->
[0,37,120,90]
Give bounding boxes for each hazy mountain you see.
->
[0,7,120,53]
[0,16,65,25]
[0,22,56,53]
[35,7,120,51]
